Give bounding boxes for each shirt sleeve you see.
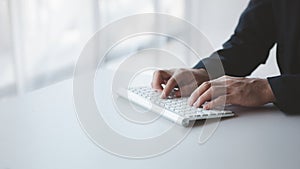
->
[267,75,300,114]
[194,0,276,77]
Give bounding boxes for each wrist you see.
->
[262,79,276,103]
[193,68,209,85]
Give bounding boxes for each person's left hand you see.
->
[188,75,276,110]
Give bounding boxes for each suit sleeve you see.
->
[194,0,276,76]
[268,75,300,114]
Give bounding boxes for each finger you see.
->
[188,81,211,105]
[151,81,163,92]
[151,70,170,91]
[161,77,178,98]
[203,95,232,110]
[173,82,198,97]
[194,86,228,107]
[192,87,213,107]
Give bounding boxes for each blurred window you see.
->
[0,0,187,98]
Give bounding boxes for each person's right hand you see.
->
[151,68,209,99]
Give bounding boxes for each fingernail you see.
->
[193,98,201,107]
[160,92,165,98]
[188,98,195,106]
[193,101,198,107]
[187,99,192,105]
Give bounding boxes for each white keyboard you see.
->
[117,86,234,127]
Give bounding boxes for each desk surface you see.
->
[0,69,300,169]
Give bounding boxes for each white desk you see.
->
[1,69,300,169]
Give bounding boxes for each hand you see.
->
[151,68,209,98]
[188,75,276,109]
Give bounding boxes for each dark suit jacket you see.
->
[194,0,300,114]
